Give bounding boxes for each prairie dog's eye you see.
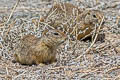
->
[53,32,59,35]
[93,14,97,18]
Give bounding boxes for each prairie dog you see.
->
[40,2,104,41]
[13,29,67,65]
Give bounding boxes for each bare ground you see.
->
[0,0,120,80]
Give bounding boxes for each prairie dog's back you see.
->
[21,34,38,46]
[45,2,82,18]
[40,2,104,40]
[42,3,83,27]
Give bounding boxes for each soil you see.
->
[0,0,120,80]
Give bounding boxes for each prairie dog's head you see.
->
[44,29,67,46]
[82,10,104,25]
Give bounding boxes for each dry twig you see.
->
[116,16,120,25]
[6,67,9,75]
[12,70,27,80]
[105,66,120,74]
[6,0,20,24]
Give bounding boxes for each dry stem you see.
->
[6,0,20,24]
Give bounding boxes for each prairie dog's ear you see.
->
[42,29,49,36]
[40,16,45,22]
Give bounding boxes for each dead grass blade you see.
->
[6,0,20,24]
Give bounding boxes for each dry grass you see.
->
[0,0,120,80]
